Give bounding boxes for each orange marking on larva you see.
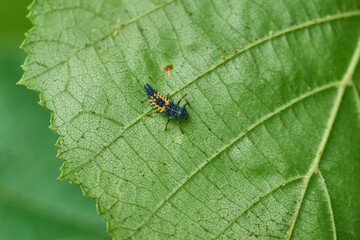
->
[149,92,169,112]
[154,103,164,111]
[158,94,169,106]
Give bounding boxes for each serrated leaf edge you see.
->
[18,0,360,238]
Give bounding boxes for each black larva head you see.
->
[177,102,189,120]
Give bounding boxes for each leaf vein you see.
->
[169,11,360,97]
[212,175,305,239]
[129,81,340,238]
[21,0,177,83]
[317,169,337,240]
[285,37,360,240]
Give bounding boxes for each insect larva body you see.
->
[144,84,189,133]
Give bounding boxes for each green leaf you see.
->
[20,0,360,239]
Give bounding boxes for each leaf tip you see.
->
[49,124,57,132]
[19,37,30,50]
[58,163,67,180]
[57,174,64,181]
[16,80,24,86]
[54,137,61,148]
[17,71,27,86]
[38,100,46,108]
[25,0,37,23]
[27,0,35,10]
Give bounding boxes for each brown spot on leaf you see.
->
[164,64,174,76]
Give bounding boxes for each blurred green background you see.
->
[0,0,109,239]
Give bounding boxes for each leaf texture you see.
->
[20,0,360,239]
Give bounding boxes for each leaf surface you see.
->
[21,0,360,239]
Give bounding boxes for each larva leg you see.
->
[179,121,184,134]
[178,93,187,104]
[147,110,161,116]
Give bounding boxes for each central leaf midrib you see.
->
[285,37,360,240]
